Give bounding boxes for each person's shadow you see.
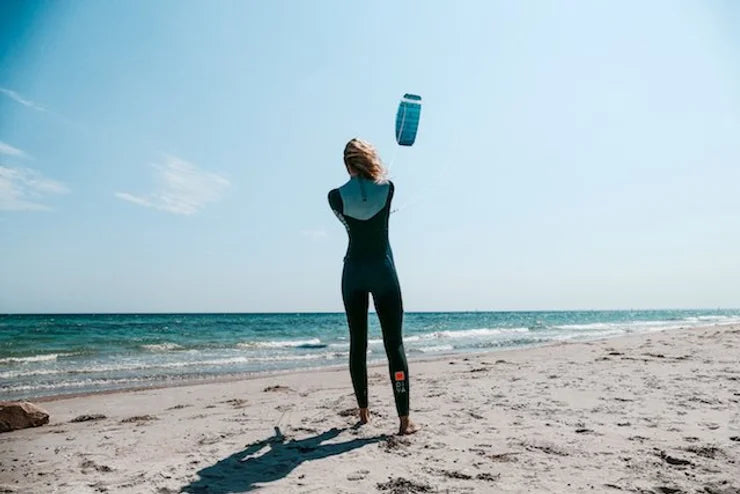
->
[180,426,386,493]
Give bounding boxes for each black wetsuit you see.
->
[328,179,409,417]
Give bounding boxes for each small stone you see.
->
[0,402,50,433]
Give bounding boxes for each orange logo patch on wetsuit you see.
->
[394,371,405,381]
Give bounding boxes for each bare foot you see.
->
[399,416,421,435]
[359,408,370,424]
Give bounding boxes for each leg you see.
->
[372,273,409,418]
[373,260,420,434]
[342,278,369,413]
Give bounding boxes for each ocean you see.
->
[1,309,738,401]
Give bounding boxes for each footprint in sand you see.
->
[166,404,191,410]
[264,385,293,392]
[80,459,114,473]
[575,428,595,434]
[654,487,682,494]
[655,450,692,466]
[221,398,248,408]
[682,445,724,459]
[377,478,435,493]
[120,415,158,424]
[382,436,412,456]
[347,469,369,481]
[70,414,107,423]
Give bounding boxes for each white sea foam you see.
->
[420,327,529,340]
[334,328,528,349]
[417,345,454,353]
[247,353,342,363]
[0,368,63,379]
[2,352,347,378]
[554,315,740,334]
[552,329,627,341]
[685,315,737,322]
[0,353,75,364]
[140,343,184,352]
[554,321,674,332]
[2,356,350,395]
[237,338,323,349]
[1,376,155,393]
[554,322,615,331]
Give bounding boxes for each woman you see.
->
[328,138,420,435]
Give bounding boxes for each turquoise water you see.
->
[1,310,738,400]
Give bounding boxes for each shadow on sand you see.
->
[180,426,386,493]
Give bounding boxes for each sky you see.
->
[1,1,739,313]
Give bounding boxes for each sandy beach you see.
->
[1,323,738,494]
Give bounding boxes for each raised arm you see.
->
[328,188,348,228]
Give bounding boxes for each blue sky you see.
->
[1,1,739,313]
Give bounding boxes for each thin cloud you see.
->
[114,192,154,209]
[116,155,230,215]
[0,88,46,112]
[0,166,69,211]
[0,141,29,159]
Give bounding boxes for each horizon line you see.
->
[2,307,737,317]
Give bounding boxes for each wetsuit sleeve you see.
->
[328,189,343,215]
[328,189,349,229]
[386,181,395,209]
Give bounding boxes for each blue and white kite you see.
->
[395,93,422,146]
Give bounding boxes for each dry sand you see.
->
[1,323,738,493]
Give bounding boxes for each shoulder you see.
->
[327,188,340,202]
[327,188,342,211]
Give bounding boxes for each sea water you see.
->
[2,309,739,400]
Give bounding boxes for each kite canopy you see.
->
[395,93,422,146]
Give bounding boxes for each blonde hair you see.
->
[343,138,388,183]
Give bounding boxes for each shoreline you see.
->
[15,321,732,404]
